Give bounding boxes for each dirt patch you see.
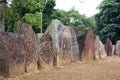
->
[2,56,120,80]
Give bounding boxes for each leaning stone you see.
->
[105,38,113,56]
[37,34,53,70]
[77,27,94,61]
[115,40,120,55]
[0,32,25,77]
[14,21,37,72]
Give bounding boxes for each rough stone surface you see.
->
[94,36,107,59]
[99,41,107,58]
[37,34,53,69]
[45,19,64,49]
[14,21,37,72]
[45,19,64,66]
[45,20,79,65]
[105,38,113,56]
[69,27,79,61]
[59,26,73,64]
[0,32,25,77]
[77,27,94,61]
[0,12,5,32]
[115,41,120,55]
[112,45,115,55]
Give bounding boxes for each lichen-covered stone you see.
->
[115,41,120,55]
[99,41,107,58]
[14,21,37,72]
[69,27,79,61]
[0,32,25,77]
[37,34,53,70]
[45,20,79,65]
[77,27,94,61]
[59,26,73,64]
[105,38,113,56]
[94,36,107,59]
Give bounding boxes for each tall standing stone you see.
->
[14,21,37,72]
[0,32,25,77]
[115,41,120,55]
[94,36,107,59]
[37,34,53,70]
[69,27,79,61]
[99,41,107,57]
[105,38,113,56]
[45,19,79,65]
[77,27,94,61]
[0,12,5,32]
[59,26,72,64]
[45,19,64,66]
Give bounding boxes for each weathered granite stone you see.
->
[69,27,79,61]
[0,12,5,32]
[45,19,64,49]
[77,27,94,61]
[59,26,73,64]
[112,45,115,55]
[45,20,79,65]
[105,38,113,56]
[0,32,25,77]
[99,41,107,58]
[45,19,64,66]
[37,34,53,70]
[14,21,37,72]
[94,36,101,59]
[94,36,107,59]
[115,41,120,55]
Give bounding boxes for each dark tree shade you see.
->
[95,0,120,44]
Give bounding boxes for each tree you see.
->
[95,0,120,44]
[51,8,96,36]
[1,0,55,33]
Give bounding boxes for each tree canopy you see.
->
[0,0,96,37]
[95,0,120,44]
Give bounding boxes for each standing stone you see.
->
[99,41,107,58]
[45,19,64,49]
[59,26,73,64]
[105,38,113,56]
[45,19,64,66]
[112,45,115,55]
[14,21,37,72]
[45,19,79,65]
[77,27,94,61]
[94,36,107,59]
[0,12,5,32]
[94,36,101,59]
[0,32,25,77]
[115,41,120,55]
[37,34,53,70]
[69,27,79,61]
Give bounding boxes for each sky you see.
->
[55,0,103,17]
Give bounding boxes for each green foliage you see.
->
[95,0,120,44]
[51,8,96,36]
[0,0,55,33]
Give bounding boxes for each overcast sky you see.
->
[55,0,103,17]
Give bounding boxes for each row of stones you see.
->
[0,19,120,77]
